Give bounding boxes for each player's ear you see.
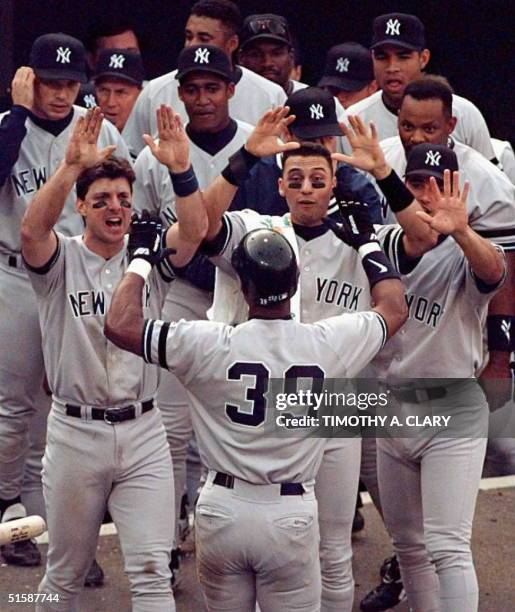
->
[226,82,235,100]
[76,198,87,217]
[419,49,430,70]
[331,174,337,189]
[226,34,239,56]
[278,176,285,197]
[448,115,457,134]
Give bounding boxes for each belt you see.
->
[213,472,305,496]
[65,399,154,424]
[388,386,447,403]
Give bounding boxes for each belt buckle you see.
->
[104,406,134,424]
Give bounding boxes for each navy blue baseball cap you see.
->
[240,14,292,50]
[30,33,87,83]
[405,144,458,180]
[94,49,144,86]
[286,87,342,139]
[371,13,426,51]
[318,43,374,92]
[176,45,234,82]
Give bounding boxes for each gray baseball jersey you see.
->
[380,136,515,251]
[344,90,495,160]
[374,235,505,380]
[491,138,515,185]
[0,105,130,255]
[124,66,286,157]
[26,234,169,405]
[142,312,387,483]
[211,210,401,322]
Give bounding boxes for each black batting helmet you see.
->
[231,229,299,306]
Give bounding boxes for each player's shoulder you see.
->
[346,90,383,116]
[238,66,285,98]
[455,140,505,177]
[235,119,254,137]
[141,70,179,100]
[451,93,482,115]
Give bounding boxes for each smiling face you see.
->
[372,44,429,108]
[178,72,234,132]
[399,95,456,155]
[278,155,335,226]
[33,78,80,120]
[77,177,132,255]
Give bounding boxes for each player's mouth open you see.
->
[106,218,122,227]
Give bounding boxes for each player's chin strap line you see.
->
[221,146,260,186]
[169,166,199,198]
[487,315,515,352]
[375,169,414,213]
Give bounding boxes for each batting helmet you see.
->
[231,229,299,306]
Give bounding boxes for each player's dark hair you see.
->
[403,75,454,118]
[281,142,334,175]
[76,157,135,200]
[85,19,139,53]
[190,0,242,36]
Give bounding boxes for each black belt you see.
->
[65,399,154,423]
[213,472,305,496]
[388,386,447,403]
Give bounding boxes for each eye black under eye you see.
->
[92,200,107,209]
[287,181,302,189]
[120,199,132,209]
[312,181,326,189]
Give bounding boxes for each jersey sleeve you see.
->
[465,243,507,299]
[141,317,226,382]
[203,211,251,275]
[24,232,66,297]
[316,311,388,377]
[453,96,495,161]
[376,224,421,274]
[0,107,28,187]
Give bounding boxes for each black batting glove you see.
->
[128,210,175,266]
[324,196,378,252]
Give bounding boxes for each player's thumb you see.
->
[99,145,117,161]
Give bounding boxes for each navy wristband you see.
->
[359,244,401,289]
[376,170,414,213]
[169,166,199,198]
[221,146,259,186]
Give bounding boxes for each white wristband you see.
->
[127,258,152,280]
[358,242,381,259]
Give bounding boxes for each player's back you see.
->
[144,312,386,483]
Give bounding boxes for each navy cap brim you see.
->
[404,169,446,180]
[34,67,87,84]
[318,75,369,92]
[290,122,342,139]
[94,72,142,86]
[240,34,292,50]
[175,67,234,83]
[371,39,422,51]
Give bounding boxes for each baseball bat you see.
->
[0,515,46,546]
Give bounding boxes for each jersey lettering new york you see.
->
[11,166,47,196]
[405,293,444,328]
[316,277,364,311]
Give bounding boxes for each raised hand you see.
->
[128,210,176,266]
[331,116,389,178]
[324,199,378,251]
[65,107,116,169]
[143,105,190,172]
[244,106,301,158]
[11,67,35,111]
[415,170,470,236]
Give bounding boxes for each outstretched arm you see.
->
[21,108,115,267]
[202,106,299,239]
[332,116,439,256]
[143,105,208,267]
[105,270,145,355]
[416,171,505,285]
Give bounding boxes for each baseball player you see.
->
[124,0,286,158]
[20,107,205,611]
[334,116,512,611]
[0,33,128,577]
[105,213,407,612]
[345,12,496,161]
[93,48,145,140]
[491,137,515,184]
[318,42,377,110]
[132,43,254,580]
[168,129,447,610]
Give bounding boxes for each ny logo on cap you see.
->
[194,48,210,64]
[385,18,401,36]
[109,54,125,69]
[309,103,324,120]
[425,150,441,166]
[336,57,350,73]
[501,319,511,342]
[83,94,97,109]
[56,47,71,64]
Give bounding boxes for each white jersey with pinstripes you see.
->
[141,312,387,483]
[0,106,130,255]
[26,234,171,406]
